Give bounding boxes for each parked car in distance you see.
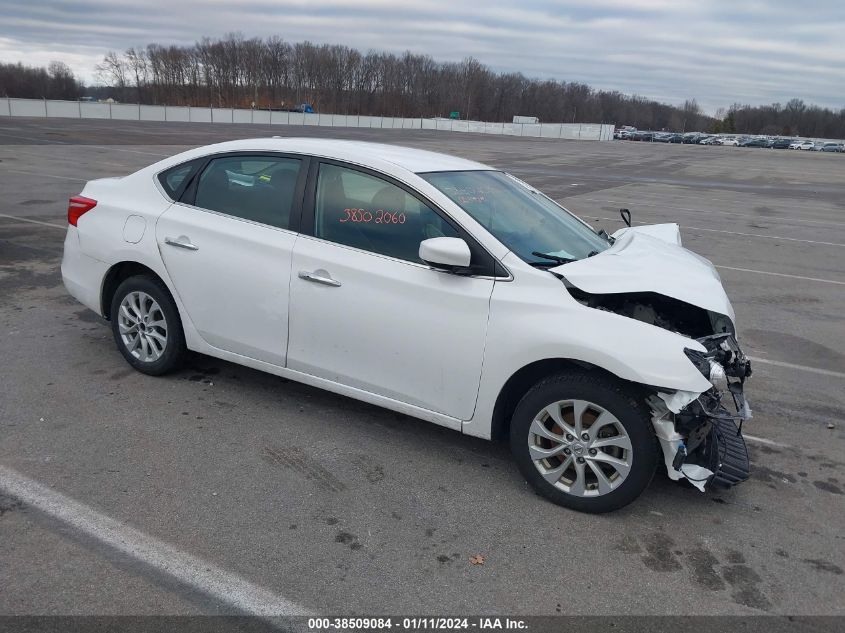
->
[631,131,655,141]
[614,126,637,140]
[652,133,683,144]
[769,138,791,149]
[738,137,768,148]
[721,137,740,146]
[819,142,843,153]
[797,140,816,150]
[61,138,754,513]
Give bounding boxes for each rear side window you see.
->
[157,160,201,200]
[193,156,303,230]
[313,163,460,263]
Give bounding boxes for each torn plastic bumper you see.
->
[650,334,753,492]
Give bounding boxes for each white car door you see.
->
[287,161,497,420]
[156,153,306,365]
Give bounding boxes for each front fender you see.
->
[465,260,711,438]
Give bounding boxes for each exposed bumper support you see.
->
[650,333,753,491]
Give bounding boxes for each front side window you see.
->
[193,156,302,229]
[422,170,609,266]
[313,163,459,263]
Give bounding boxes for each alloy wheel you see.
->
[528,399,633,497]
[117,291,168,363]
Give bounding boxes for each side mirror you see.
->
[419,237,471,271]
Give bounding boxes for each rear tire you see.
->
[510,371,658,513]
[110,275,186,376]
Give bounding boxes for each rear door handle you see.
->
[298,270,341,287]
[164,236,199,251]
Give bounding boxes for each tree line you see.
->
[89,34,714,132]
[1,33,843,137]
[717,100,845,139]
[0,61,84,101]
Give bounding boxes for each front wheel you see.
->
[110,275,186,376]
[510,371,658,513]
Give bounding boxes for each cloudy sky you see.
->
[1,0,843,113]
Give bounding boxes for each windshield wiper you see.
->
[530,251,577,266]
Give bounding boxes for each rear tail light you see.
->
[68,195,97,226]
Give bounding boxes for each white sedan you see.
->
[62,138,753,513]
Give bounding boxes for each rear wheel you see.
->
[110,275,186,375]
[510,371,658,513]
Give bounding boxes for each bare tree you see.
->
[95,51,128,100]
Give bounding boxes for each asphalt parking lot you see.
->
[1,118,843,617]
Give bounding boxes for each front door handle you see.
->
[298,270,341,287]
[164,236,199,251]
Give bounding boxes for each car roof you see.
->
[165,137,495,174]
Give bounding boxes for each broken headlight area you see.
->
[684,333,752,385]
[651,334,753,491]
[683,332,753,425]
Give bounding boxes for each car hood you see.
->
[551,223,735,320]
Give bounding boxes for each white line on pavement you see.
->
[0,131,69,144]
[0,147,132,168]
[748,356,845,379]
[2,167,86,181]
[90,145,171,157]
[0,213,65,229]
[580,215,845,247]
[572,195,845,228]
[682,225,845,247]
[743,435,790,448]
[0,465,309,616]
[715,265,845,286]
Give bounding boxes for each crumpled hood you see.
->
[551,223,735,320]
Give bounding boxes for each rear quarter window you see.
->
[157,160,202,200]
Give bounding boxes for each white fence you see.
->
[1,98,614,141]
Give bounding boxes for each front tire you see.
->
[510,371,658,513]
[110,275,186,376]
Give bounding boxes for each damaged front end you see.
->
[650,334,753,491]
[553,224,756,492]
[565,279,755,491]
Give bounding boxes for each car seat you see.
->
[318,170,374,251]
[196,167,233,213]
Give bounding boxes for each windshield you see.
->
[421,170,610,265]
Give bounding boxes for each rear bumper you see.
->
[61,226,109,316]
